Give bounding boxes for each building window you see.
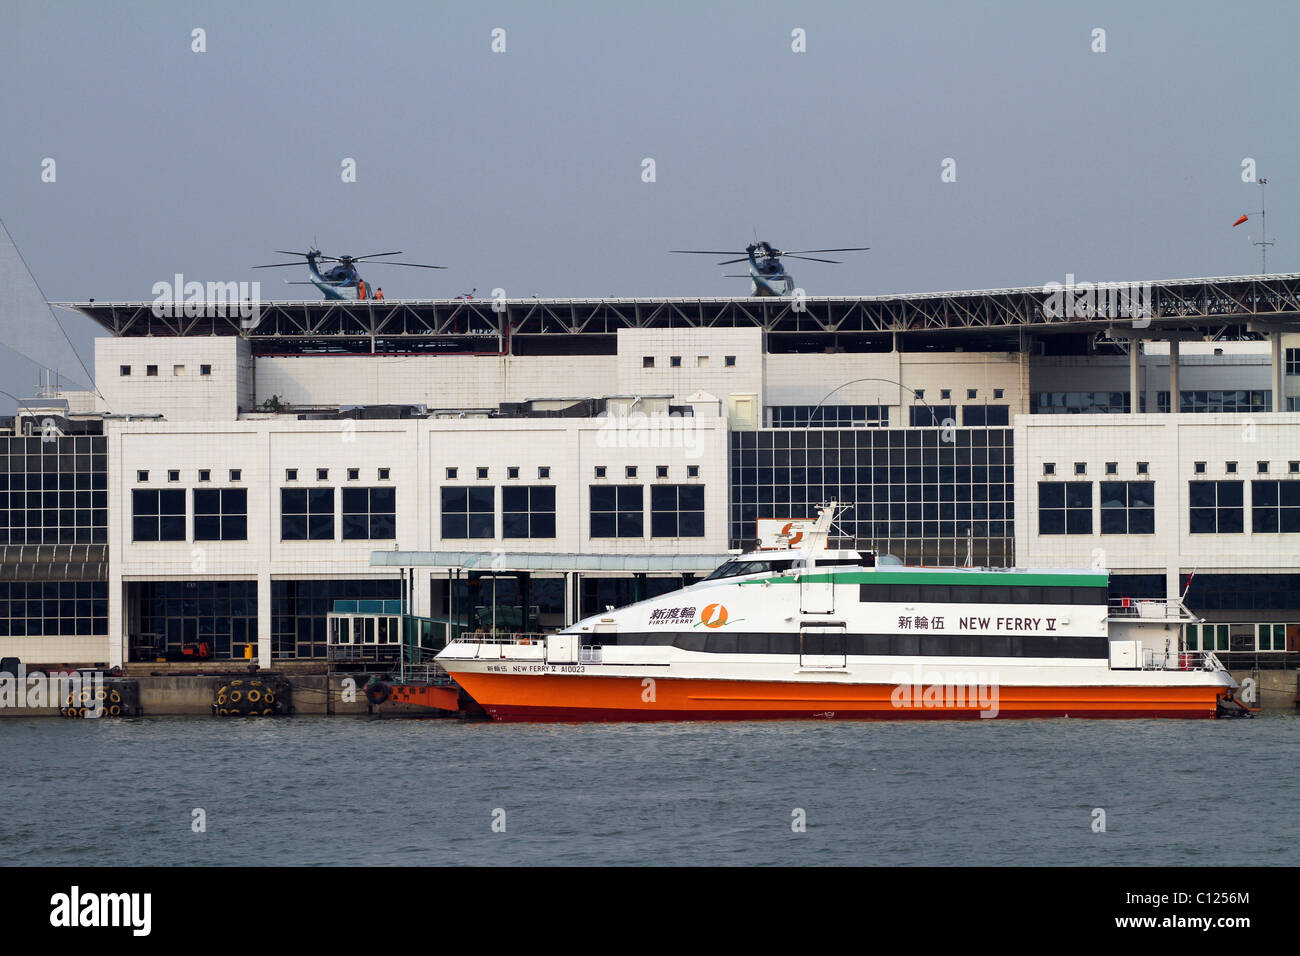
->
[538,466,550,479]
[200,364,212,376]
[342,487,396,540]
[625,466,637,479]
[1032,391,1134,414]
[173,365,184,376]
[725,355,736,367]
[967,389,977,399]
[1137,462,1149,475]
[1043,463,1055,476]
[378,468,390,480]
[590,485,643,538]
[1291,461,1300,474]
[1158,390,1272,413]
[502,486,556,538]
[1188,480,1244,534]
[1258,623,1288,652]
[477,467,489,480]
[914,390,924,399]
[137,470,149,482]
[229,469,241,482]
[687,465,700,478]
[281,488,335,540]
[656,465,669,479]
[286,469,298,481]
[1105,462,1118,475]
[1185,623,1230,652]
[146,365,158,376]
[445,467,457,480]
[595,466,607,479]
[347,468,359,481]
[940,389,951,400]
[994,388,1004,399]
[317,468,328,481]
[194,488,248,541]
[643,356,654,368]
[651,485,705,537]
[768,405,887,427]
[1285,347,1299,375]
[168,470,180,482]
[1251,480,1300,533]
[670,356,682,368]
[1258,461,1269,474]
[507,466,520,480]
[1194,461,1206,475]
[132,489,185,542]
[440,487,493,539]
[1038,482,1092,535]
[0,580,108,639]
[198,469,211,482]
[120,365,130,376]
[962,405,1009,426]
[1226,461,1237,474]
[1074,462,1086,476]
[909,405,956,427]
[1100,481,1155,534]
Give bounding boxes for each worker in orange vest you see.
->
[374,287,384,300]
[357,279,367,300]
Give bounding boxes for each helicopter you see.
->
[670,241,870,296]
[252,248,446,300]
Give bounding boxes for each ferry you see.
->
[435,504,1239,721]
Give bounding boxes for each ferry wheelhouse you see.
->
[436,504,1238,721]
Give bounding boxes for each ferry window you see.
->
[1189,480,1244,534]
[982,586,1010,604]
[705,559,794,580]
[707,633,738,654]
[441,487,492,539]
[891,583,921,603]
[1011,586,1036,604]
[343,487,397,540]
[281,488,334,540]
[590,485,643,538]
[950,585,981,603]
[132,489,185,542]
[194,488,248,541]
[650,484,705,537]
[503,486,556,539]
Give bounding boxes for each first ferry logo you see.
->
[699,604,729,628]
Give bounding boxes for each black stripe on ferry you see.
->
[858,583,1105,606]
[598,632,1108,659]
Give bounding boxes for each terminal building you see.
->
[3,273,1299,669]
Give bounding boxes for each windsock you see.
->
[1233,214,1249,227]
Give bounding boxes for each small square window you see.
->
[1194,461,1206,474]
[914,389,925,400]
[1105,462,1117,475]
[317,468,329,481]
[595,466,607,479]
[198,469,211,482]
[725,355,736,367]
[1226,461,1238,474]
[538,466,550,479]
[507,466,520,479]
[994,388,1004,399]
[446,467,458,480]
[940,389,951,400]
[642,356,654,368]
[119,365,131,376]
[477,467,489,480]
[670,356,682,368]
[697,356,709,368]
[967,389,977,399]
[626,466,638,479]
[1290,461,1300,474]
[656,465,668,479]
[146,365,158,376]
[173,364,184,376]
[229,469,242,481]
[286,468,298,481]
[1137,462,1149,474]
[1257,461,1269,474]
[1073,462,1085,476]
[137,470,149,482]
[1043,463,1055,476]
[687,465,700,478]
[378,468,390,480]
[168,470,180,482]
[200,364,212,376]
[347,468,360,481]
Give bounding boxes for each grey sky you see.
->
[2,0,1297,408]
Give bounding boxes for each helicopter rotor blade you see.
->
[360,261,448,269]
[253,262,313,269]
[716,256,752,265]
[274,250,317,257]
[669,250,747,255]
[779,247,870,255]
[783,255,841,263]
[348,251,405,261]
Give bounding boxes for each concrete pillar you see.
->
[564,571,576,626]
[1272,332,1284,411]
[1129,338,1141,414]
[257,569,271,668]
[1168,340,1179,415]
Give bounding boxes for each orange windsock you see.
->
[1233,214,1249,227]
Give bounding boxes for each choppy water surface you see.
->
[2,715,1295,866]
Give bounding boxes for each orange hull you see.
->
[449,672,1225,721]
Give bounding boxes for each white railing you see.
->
[1108,597,1198,622]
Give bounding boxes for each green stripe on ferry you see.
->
[753,571,1108,587]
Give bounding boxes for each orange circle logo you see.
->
[700,604,729,628]
[781,522,803,546]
